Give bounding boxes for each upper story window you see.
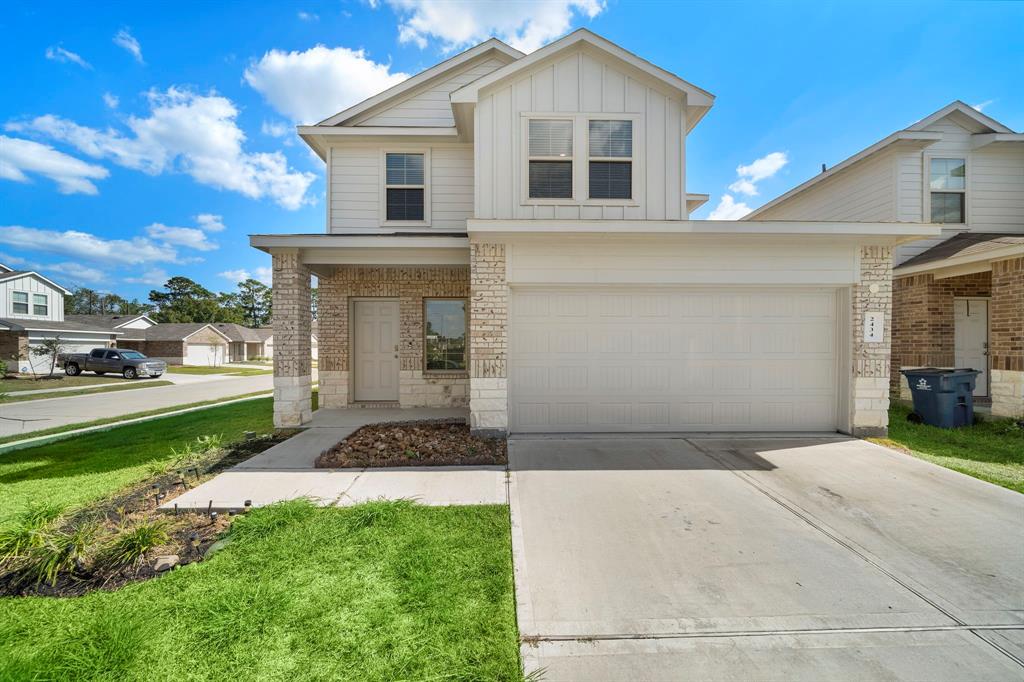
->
[32,293,47,316]
[12,291,28,315]
[588,120,633,200]
[528,119,573,199]
[929,157,966,224]
[385,152,425,221]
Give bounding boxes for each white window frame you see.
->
[32,292,48,316]
[923,153,969,225]
[521,112,641,207]
[11,290,29,316]
[379,148,431,227]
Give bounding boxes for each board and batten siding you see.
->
[475,47,687,221]
[329,144,473,231]
[0,274,64,322]
[353,57,510,128]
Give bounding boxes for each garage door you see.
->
[509,288,838,433]
[20,342,97,374]
[185,343,225,366]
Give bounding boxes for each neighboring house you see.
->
[748,102,1023,418]
[0,264,122,373]
[218,324,317,362]
[251,29,935,435]
[118,323,232,366]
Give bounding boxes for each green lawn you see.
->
[167,366,272,376]
[872,403,1024,493]
[0,375,134,392]
[0,500,521,681]
[0,398,276,526]
[1,380,173,404]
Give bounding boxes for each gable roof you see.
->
[119,323,232,343]
[746,100,1020,220]
[0,317,123,335]
[214,322,263,343]
[896,232,1024,272]
[0,269,72,295]
[64,314,156,330]
[450,29,715,132]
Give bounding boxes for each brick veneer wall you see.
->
[990,256,1023,417]
[891,271,991,395]
[317,265,470,408]
[118,339,186,363]
[850,246,893,436]
[469,243,508,436]
[272,250,312,427]
[0,331,28,371]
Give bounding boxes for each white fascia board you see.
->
[249,234,469,253]
[686,193,709,211]
[970,133,1024,149]
[0,271,72,295]
[745,131,942,219]
[908,100,1014,134]
[21,327,123,335]
[299,127,459,161]
[894,243,1024,277]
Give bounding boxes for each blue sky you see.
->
[1,0,1021,300]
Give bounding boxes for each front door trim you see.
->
[352,298,400,402]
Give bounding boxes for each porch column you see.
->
[271,249,312,427]
[469,243,508,437]
[317,268,348,408]
[990,256,1024,418]
[850,246,893,437]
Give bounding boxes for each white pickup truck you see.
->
[59,348,167,380]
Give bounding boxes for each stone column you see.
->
[850,246,893,437]
[990,256,1024,418]
[317,268,348,408]
[271,249,312,427]
[469,243,508,437]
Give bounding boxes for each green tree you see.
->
[149,277,240,323]
[229,278,272,328]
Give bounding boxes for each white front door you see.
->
[353,300,399,401]
[954,298,989,397]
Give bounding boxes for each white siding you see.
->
[116,317,154,330]
[329,144,473,231]
[970,143,1024,231]
[475,48,687,221]
[0,274,64,321]
[354,57,509,128]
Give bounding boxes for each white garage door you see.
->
[21,342,97,374]
[185,343,225,367]
[509,288,839,433]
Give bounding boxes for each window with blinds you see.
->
[528,119,573,199]
[588,120,632,200]
[385,152,425,221]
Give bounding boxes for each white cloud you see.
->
[113,28,144,64]
[382,0,604,53]
[0,135,109,195]
[8,87,316,209]
[244,46,409,124]
[0,225,179,266]
[261,120,291,138]
[103,92,119,109]
[125,268,168,285]
[725,151,788,196]
[297,11,319,21]
[727,178,757,196]
[195,213,225,232]
[44,262,107,284]
[45,45,92,69]
[708,195,752,221]
[219,266,272,285]
[971,99,994,113]
[145,223,218,251]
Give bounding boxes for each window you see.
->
[12,291,28,315]
[106,351,121,360]
[32,293,47,316]
[424,299,467,371]
[929,157,966,224]
[528,119,573,199]
[90,349,105,358]
[385,152,425,221]
[588,120,633,199]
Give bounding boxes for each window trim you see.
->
[587,119,635,201]
[422,297,468,375]
[520,112,641,207]
[923,153,969,225]
[379,148,431,227]
[11,290,29,316]
[32,292,48,317]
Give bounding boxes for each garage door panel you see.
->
[510,287,839,433]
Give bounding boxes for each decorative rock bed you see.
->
[315,419,507,468]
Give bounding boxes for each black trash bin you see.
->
[900,368,982,428]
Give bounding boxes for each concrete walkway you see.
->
[164,407,506,510]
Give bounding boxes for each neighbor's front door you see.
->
[353,300,400,401]
[954,298,989,397]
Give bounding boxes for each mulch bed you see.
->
[316,419,507,468]
[0,432,293,598]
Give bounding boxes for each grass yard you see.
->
[0,398,277,526]
[1,380,174,404]
[0,375,134,392]
[872,403,1024,493]
[0,500,521,681]
[167,366,272,376]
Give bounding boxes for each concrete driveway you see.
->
[509,436,1024,680]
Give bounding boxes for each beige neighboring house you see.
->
[252,29,937,435]
[748,102,1023,418]
[119,323,232,366]
[247,325,317,361]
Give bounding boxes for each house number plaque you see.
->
[864,311,884,343]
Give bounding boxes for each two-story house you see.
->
[748,102,1023,418]
[253,29,937,436]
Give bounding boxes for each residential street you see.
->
[0,373,274,439]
